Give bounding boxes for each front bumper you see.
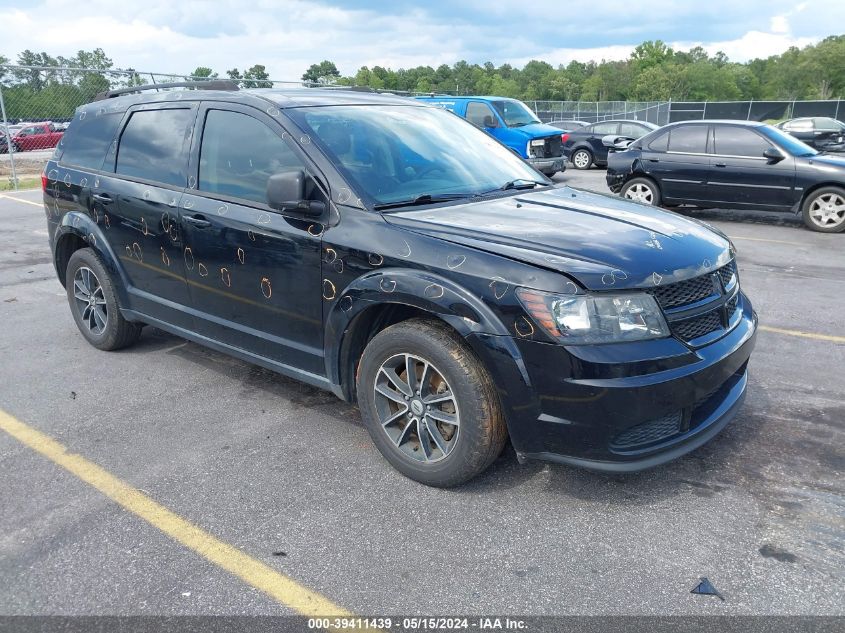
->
[528,156,565,174]
[470,293,757,473]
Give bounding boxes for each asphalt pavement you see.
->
[0,181,842,618]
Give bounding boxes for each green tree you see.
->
[302,60,341,85]
[190,66,219,80]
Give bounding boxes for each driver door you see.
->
[179,103,327,375]
[465,101,507,144]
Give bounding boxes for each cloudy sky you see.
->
[0,0,842,79]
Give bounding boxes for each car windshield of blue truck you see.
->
[760,125,818,156]
[491,100,541,127]
[290,105,548,208]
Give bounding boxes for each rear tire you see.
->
[621,177,661,206]
[66,248,142,351]
[571,148,592,170]
[357,318,507,487]
[801,186,845,233]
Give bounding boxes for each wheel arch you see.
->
[324,268,518,402]
[53,211,131,305]
[797,181,845,214]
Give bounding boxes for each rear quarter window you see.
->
[59,110,124,170]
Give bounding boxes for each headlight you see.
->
[516,288,670,344]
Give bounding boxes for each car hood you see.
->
[511,122,566,139]
[384,186,732,291]
[805,153,845,169]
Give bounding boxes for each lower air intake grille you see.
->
[610,411,683,449]
[673,311,722,341]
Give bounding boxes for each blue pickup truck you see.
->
[416,96,566,176]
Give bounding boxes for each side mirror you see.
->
[266,170,325,217]
[482,115,499,129]
[763,147,784,163]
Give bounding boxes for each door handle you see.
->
[647,158,659,163]
[92,193,113,204]
[714,162,727,168]
[183,214,212,228]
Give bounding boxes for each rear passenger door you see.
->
[643,124,710,203]
[708,125,796,209]
[178,103,326,375]
[584,122,618,163]
[95,102,196,330]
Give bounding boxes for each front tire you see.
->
[66,248,142,351]
[802,186,845,233]
[357,319,507,487]
[571,148,593,170]
[621,177,661,206]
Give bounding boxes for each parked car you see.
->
[13,122,64,151]
[416,96,566,176]
[547,119,589,131]
[0,130,12,154]
[606,120,845,232]
[46,83,756,486]
[776,117,845,152]
[563,119,659,169]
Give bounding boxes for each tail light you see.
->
[561,133,570,143]
[41,172,48,191]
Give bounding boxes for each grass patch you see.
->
[1,177,41,191]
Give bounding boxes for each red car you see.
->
[12,122,64,152]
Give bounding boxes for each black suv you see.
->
[44,83,757,486]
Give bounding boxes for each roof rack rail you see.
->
[93,80,239,101]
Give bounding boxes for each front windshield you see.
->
[289,105,547,207]
[491,100,541,127]
[759,125,818,156]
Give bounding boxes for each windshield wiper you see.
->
[373,193,476,211]
[480,179,548,195]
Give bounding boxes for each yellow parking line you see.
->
[0,193,44,208]
[759,325,845,344]
[728,235,805,246]
[0,408,352,618]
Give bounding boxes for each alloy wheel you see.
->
[625,183,654,204]
[573,151,590,169]
[808,192,845,229]
[73,266,108,335]
[373,353,460,464]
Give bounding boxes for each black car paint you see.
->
[606,120,845,212]
[563,120,658,165]
[45,90,757,472]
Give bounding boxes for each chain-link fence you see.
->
[0,65,320,190]
[5,64,845,190]
[529,101,670,125]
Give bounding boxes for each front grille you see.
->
[531,135,563,159]
[673,311,722,341]
[719,260,737,288]
[646,272,718,308]
[644,260,740,344]
[610,411,683,449]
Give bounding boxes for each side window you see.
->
[647,130,669,151]
[619,123,648,137]
[465,102,497,128]
[60,111,123,169]
[785,119,812,131]
[199,109,303,205]
[814,118,840,131]
[667,126,707,153]
[591,122,618,135]
[712,126,771,158]
[116,108,194,187]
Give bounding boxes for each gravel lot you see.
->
[0,180,842,618]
